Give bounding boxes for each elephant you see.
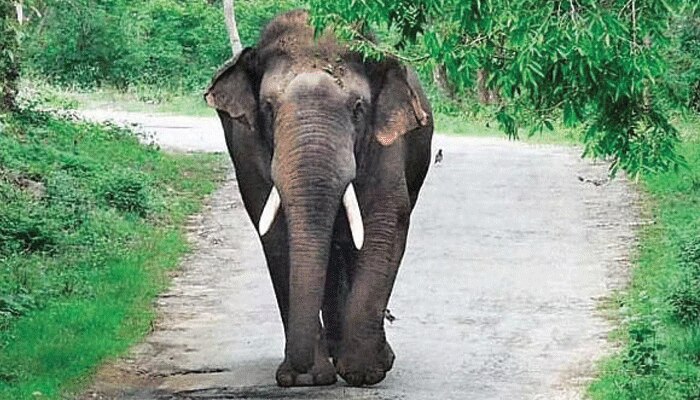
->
[204,10,433,387]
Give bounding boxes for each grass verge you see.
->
[0,109,226,399]
[589,121,700,399]
[435,113,582,145]
[21,80,212,117]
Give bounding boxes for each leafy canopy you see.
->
[310,0,695,177]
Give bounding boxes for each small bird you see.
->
[434,149,443,165]
[577,175,608,187]
[384,309,397,324]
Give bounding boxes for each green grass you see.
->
[435,113,582,145]
[589,121,700,400]
[20,79,213,117]
[0,109,226,399]
[65,88,213,116]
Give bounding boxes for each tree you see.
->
[310,0,693,177]
[1,0,21,113]
[224,0,242,55]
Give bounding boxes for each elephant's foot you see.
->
[336,340,395,387]
[275,359,336,387]
[276,338,337,387]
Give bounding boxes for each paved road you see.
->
[83,111,638,400]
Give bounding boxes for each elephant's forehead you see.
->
[260,59,369,102]
[260,64,296,98]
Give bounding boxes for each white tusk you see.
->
[259,186,281,236]
[343,184,364,250]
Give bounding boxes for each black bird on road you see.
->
[384,309,397,324]
[434,149,443,165]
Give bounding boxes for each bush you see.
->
[44,171,91,227]
[681,237,700,268]
[669,278,700,325]
[100,171,153,217]
[669,237,700,325]
[0,183,61,256]
[624,315,664,376]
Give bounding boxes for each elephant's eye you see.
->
[352,98,364,119]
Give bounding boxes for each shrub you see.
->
[681,237,700,269]
[669,277,700,325]
[44,171,91,227]
[99,170,153,217]
[0,183,61,256]
[668,237,700,325]
[624,315,664,376]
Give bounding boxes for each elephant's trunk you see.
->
[271,106,356,373]
[284,183,338,372]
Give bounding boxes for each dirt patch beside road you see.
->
[82,112,638,400]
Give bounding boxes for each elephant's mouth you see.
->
[258,183,364,250]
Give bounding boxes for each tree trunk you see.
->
[15,1,23,24]
[476,68,500,105]
[432,64,456,100]
[223,0,242,56]
[1,1,20,113]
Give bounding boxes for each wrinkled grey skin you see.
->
[205,10,433,387]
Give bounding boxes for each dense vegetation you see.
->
[667,8,700,113]
[310,1,699,178]
[22,0,301,93]
[0,109,224,398]
[590,126,700,399]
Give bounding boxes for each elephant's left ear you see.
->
[371,60,431,147]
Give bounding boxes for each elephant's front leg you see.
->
[260,220,336,387]
[275,317,337,387]
[336,197,410,386]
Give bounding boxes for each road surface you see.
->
[82,110,638,400]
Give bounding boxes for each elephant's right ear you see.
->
[204,48,259,130]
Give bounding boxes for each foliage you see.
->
[624,311,663,376]
[1,0,21,112]
[309,0,695,178]
[666,7,700,113]
[668,237,700,325]
[100,169,155,217]
[0,109,225,399]
[22,0,303,94]
[589,123,700,399]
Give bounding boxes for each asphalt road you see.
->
[83,111,638,400]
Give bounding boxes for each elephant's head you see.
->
[204,10,429,375]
